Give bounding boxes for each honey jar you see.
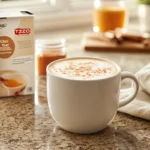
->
[93,0,128,32]
[36,39,66,76]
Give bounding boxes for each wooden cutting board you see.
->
[82,32,150,52]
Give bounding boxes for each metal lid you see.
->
[36,39,66,50]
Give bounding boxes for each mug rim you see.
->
[46,57,121,81]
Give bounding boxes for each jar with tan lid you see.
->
[36,39,66,76]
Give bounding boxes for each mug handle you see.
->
[119,71,139,108]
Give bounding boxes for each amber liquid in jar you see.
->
[36,39,66,76]
[93,7,126,32]
[37,51,66,75]
[93,0,127,32]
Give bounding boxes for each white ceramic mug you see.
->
[47,57,139,134]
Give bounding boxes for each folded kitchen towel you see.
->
[118,63,150,120]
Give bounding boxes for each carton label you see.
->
[0,23,7,29]
[0,12,34,97]
[0,36,15,58]
[15,28,31,35]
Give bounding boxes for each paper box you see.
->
[0,10,34,97]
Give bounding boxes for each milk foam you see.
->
[49,58,118,80]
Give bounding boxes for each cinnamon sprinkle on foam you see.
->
[50,59,118,80]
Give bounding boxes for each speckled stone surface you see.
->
[0,77,150,150]
[0,26,150,150]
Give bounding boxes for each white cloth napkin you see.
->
[118,63,150,120]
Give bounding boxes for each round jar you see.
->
[93,0,128,32]
[36,39,66,76]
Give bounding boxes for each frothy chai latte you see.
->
[49,58,118,80]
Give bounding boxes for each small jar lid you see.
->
[36,39,66,50]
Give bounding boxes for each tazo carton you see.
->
[0,10,34,97]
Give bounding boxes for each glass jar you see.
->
[36,39,66,76]
[93,0,128,32]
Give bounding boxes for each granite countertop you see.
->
[0,77,150,150]
[0,26,150,150]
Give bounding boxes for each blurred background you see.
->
[0,0,138,32]
[1,0,150,75]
